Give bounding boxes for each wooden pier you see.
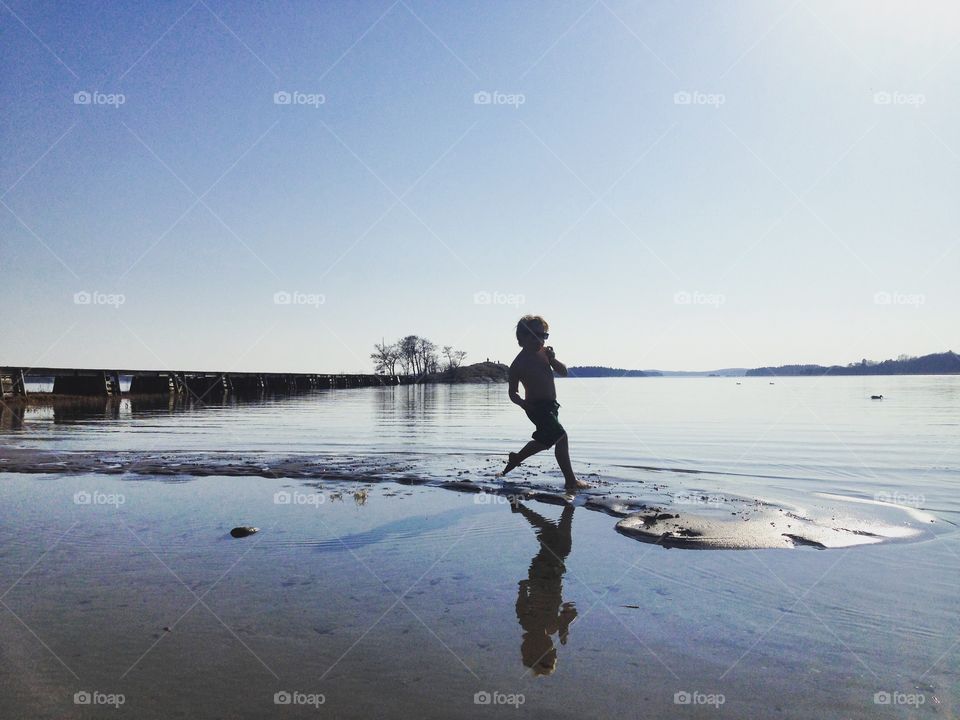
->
[0,367,409,401]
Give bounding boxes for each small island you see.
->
[418,361,510,384]
[372,335,508,383]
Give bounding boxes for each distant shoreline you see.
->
[746,350,959,377]
[567,350,960,379]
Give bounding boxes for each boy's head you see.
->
[516,315,549,350]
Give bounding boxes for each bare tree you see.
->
[371,342,400,375]
[417,337,438,375]
[442,345,467,370]
[399,335,420,375]
[374,335,455,377]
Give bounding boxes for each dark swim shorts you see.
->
[524,399,566,448]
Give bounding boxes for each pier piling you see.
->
[1,367,27,400]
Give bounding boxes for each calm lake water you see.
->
[7,375,960,518]
[0,376,957,718]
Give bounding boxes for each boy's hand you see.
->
[545,345,568,377]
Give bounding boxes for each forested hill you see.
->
[568,366,659,377]
[746,351,960,376]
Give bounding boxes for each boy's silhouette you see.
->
[513,500,578,676]
[502,315,589,491]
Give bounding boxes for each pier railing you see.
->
[0,367,411,400]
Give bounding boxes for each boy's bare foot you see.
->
[500,452,521,476]
[564,478,591,491]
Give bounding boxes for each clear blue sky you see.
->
[1,1,957,372]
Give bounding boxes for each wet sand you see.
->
[0,470,955,718]
[0,447,940,550]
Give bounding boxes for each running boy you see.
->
[501,315,589,491]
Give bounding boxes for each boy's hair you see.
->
[516,315,549,344]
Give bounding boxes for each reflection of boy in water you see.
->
[513,500,577,676]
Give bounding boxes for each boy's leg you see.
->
[501,440,548,475]
[554,434,589,490]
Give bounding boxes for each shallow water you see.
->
[8,376,960,507]
[3,376,957,547]
[1,377,957,717]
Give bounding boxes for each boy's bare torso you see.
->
[510,349,556,402]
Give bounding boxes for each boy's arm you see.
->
[545,347,568,377]
[508,362,528,409]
